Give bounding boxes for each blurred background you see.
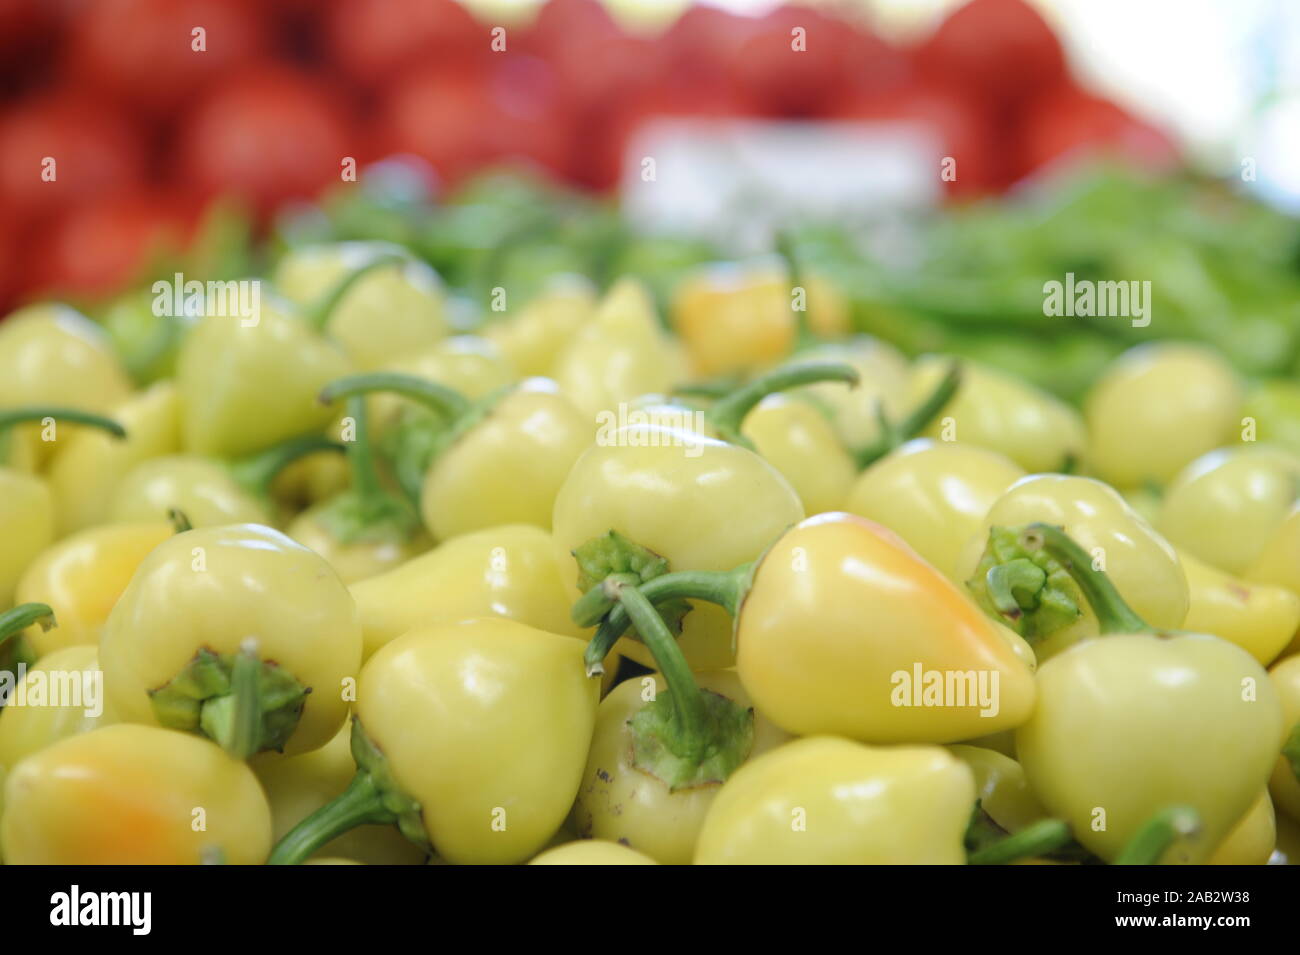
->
[1,0,1298,398]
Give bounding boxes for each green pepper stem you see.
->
[267,770,392,865]
[306,252,410,331]
[1019,523,1156,635]
[969,819,1074,865]
[774,230,818,353]
[229,433,345,498]
[0,603,54,649]
[343,396,384,505]
[706,361,859,448]
[856,361,962,469]
[168,508,193,534]
[320,372,472,422]
[217,640,263,760]
[1113,807,1200,865]
[1283,722,1300,783]
[608,579,710,761]
[0,407,126,439]
[572,573,641,630]
[581,567,750,673]
[985,559,1048,620]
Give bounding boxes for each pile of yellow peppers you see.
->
[1,243,1298,867]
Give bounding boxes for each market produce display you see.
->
[2,0,1300,869]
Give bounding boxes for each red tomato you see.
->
[728,5,908,117]
[177,67,355,216]
[1017,82,1178,175]
[0,91,146,220]
[521,0,656,115]
[658,2,747,92]
[64,0,267,114]
[827,85,1007,198]
[23,191,199,300]
[324,0,487,89]
[913,0,1066,114]
[379,60,571,188]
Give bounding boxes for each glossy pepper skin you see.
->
[350,524,587,660]
[737,513,1035,742]
[1,724,271,865]
[1208,792,1275,865]
[1158,445,1300,577]
[553,278,683,422]
[45,381,182,535]
[252,723,428,865]
[101,524,362,756]
[0,644,115,857]
[274,241,448,371]
[847,439,1025,580]
[1268,655,1300,824]
[1008,523,1283,863]
[0,303,132,420]
[960,474,1189,660]
[571,669,791,865]
[483,276,596,378]
[15,522,171,658]
[910,355,1085,473]
[671,262,850,377]
[175,301,350,458]
[740,394,858,515]
[694,736,975,865]
[553,424,804,670]
[0,470,53,606]
[353,619,598,865]
[1178,549,1300,666]
[949,744,1047,835]
[1020,633,1280,863]
[108,454,273,527]
[529,840,657,865]
[419,378,591,541]
[1085,342,1243,489]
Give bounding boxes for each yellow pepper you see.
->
[268,619,598,865]
[694,736,975,864]
[1,724,271,864]
[44,381,181,536]
[552,278,682,422]
[1010,523,1283,863]
[1085,342,1243,489]
[960,474,1189,661]
[529,840,657,865]
[1158,445,1300,577]
[571,668,791,864]
[790,338,910,453]
[15,522,171,658]
[740,394,858,515]
[483,276,596,377]
[1179,549,1300,666]
[910,355,1086,473]
[101,524,362,757]
[0,643,115,859]
[847,439,1025,580]
[350,523,588,660]
[1208,792,1275,865]
[671,261,852,377]
[175,301,350,458]
[274,240,449,370]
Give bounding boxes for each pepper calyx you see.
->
[349,717,430,852]
[148,647,310,756]
[629,688,755,793]
[966,525,1082,643]
[571,531,689,636]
